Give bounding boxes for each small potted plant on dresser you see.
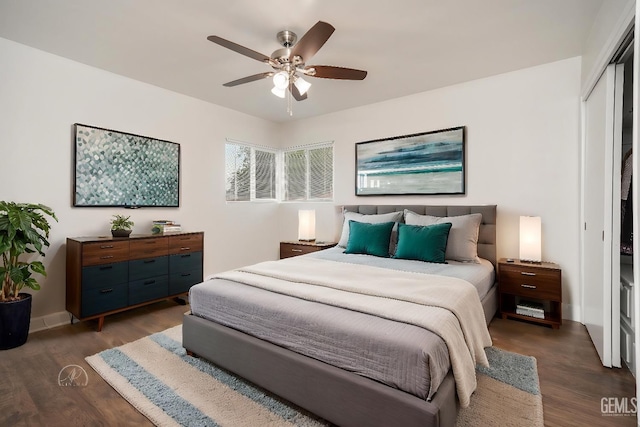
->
[0,202,57,349]
[110,214,134,237]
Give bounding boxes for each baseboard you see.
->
[29,311,70,333]
[563,302,580,322]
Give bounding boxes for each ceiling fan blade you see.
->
[290,84,308,101]
[223,72,274,87]
[307,65,367,80]
[290,21,335,62]
[207,35,271,63]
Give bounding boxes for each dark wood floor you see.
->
[0,302,636,426]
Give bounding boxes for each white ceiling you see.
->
[0,0,603,123]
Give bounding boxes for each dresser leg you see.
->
[97,316,105,332]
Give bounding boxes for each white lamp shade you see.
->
[273,71,289,90]
[271,86,286,98]
[298,210,316,241]
[519,216,542,262]
[294,76,311,95]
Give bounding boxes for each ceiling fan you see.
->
[207,21,367,112]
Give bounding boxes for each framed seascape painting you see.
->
[73,123,180,207]
[355,126,465,196]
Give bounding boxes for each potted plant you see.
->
[0,202,57,349]
[110,214,134,237]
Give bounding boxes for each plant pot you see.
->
[0,293,32,350]
[111,229,132,238]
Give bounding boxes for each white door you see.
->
[582,64,620,368]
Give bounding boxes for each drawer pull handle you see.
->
[181,247,191,251]
[100,245,114,249]
[521,272,536,277]
[291,249,303,253]
[181,273,192,277]
[145,241,156,245]
[180,237,191,240]
[100,288,113,294]
[100,255,114,260]
[144,260,156,264]
[99,266,113,271]
[521,284,537,289]
[181,254,191,258]
[144,280,156,285]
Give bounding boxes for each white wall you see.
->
[0,37,282,321]
[279,57,583,320]
[0,36,586,324]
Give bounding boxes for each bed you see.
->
[183,204,498,427]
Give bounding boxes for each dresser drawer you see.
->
[129,275,169,305]
[169,269,203,295]
[129,237,168,260]
[169,252,202,273]
[500,265,561,300]
[169,233,203,254]
[81,283,128,317]
[129,256,169,282]
[82,262,128,291]
[82,241,129,266]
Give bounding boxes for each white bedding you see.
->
[308,246,495,299]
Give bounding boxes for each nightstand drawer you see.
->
[170,252,202,272]
[500,266,561,300]
[280,243,328,259]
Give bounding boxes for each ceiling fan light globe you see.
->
[271,86,286,98]
[294,77,311,95]
[273,71,289,89]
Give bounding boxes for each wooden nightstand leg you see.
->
[96,316,105,332]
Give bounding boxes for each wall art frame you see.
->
[73,123,180,207]
[355,126,466,196]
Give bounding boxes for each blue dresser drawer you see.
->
[81,283,128,317]
[82,262,128,290]
[169,269,203,295]
[129,275,169,305]
[129,256,168,282]
[169,252,202,273]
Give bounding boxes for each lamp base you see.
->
[519,259,542,264]
[298,239,316,242]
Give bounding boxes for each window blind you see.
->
[225,141,276,201]
[283,143,333,201]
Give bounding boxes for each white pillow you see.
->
[338,211,404,251]
[404,210,482,263]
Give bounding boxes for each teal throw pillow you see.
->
[394,222,453,263]
[344,221,395,258]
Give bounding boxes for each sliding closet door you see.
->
[582,64,619,368]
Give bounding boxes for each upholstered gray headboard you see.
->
[342,205,497,267]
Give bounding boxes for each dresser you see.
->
[66,232,203,331]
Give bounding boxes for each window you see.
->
[225,140,332,202]
[225,141,276,201]
[283,143,333,201]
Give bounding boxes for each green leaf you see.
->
[23,278,40,291]
[30,261,46,277]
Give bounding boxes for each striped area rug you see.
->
[86,325,543,427]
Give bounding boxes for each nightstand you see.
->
[498,258,562,329]
[280,241,337,259]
